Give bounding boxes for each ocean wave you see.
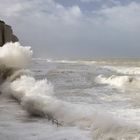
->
[0,42,140,139]
[33,58,97,65]
[95,74,140,91]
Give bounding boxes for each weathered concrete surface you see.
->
[0,20,18,46]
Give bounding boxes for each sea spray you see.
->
[6,75,97,127]
[0,42,32,68]
[0,42,33,94]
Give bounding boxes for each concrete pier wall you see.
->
[0,20,18,46]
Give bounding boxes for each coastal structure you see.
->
[0,20,18,46]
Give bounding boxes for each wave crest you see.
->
[95,74,140,91]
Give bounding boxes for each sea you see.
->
[0,42,140,140]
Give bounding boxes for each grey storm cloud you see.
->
[0,0,140,59]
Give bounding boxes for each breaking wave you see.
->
[95,74,140,91]
[0,42,140,139]
[0,42,32,68]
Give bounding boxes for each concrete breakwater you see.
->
[0,20,18,46]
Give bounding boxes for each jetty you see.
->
[0,20,18,46]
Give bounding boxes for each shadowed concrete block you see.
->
[0,20,18,46]
[12,34,18,42]
[4,25,12,43]
[0,21,4,46]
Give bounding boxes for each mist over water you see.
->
[0,43,140,139]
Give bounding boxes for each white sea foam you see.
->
[91,115,140,140]
[95,74,140,91]
[1,42,140,139]
[40,59,97,65]
[95,75,133,87]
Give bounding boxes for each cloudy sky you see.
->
[0,0,140,59]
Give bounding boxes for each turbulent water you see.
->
[0,43,140,140]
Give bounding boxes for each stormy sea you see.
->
[0,42,140,140]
